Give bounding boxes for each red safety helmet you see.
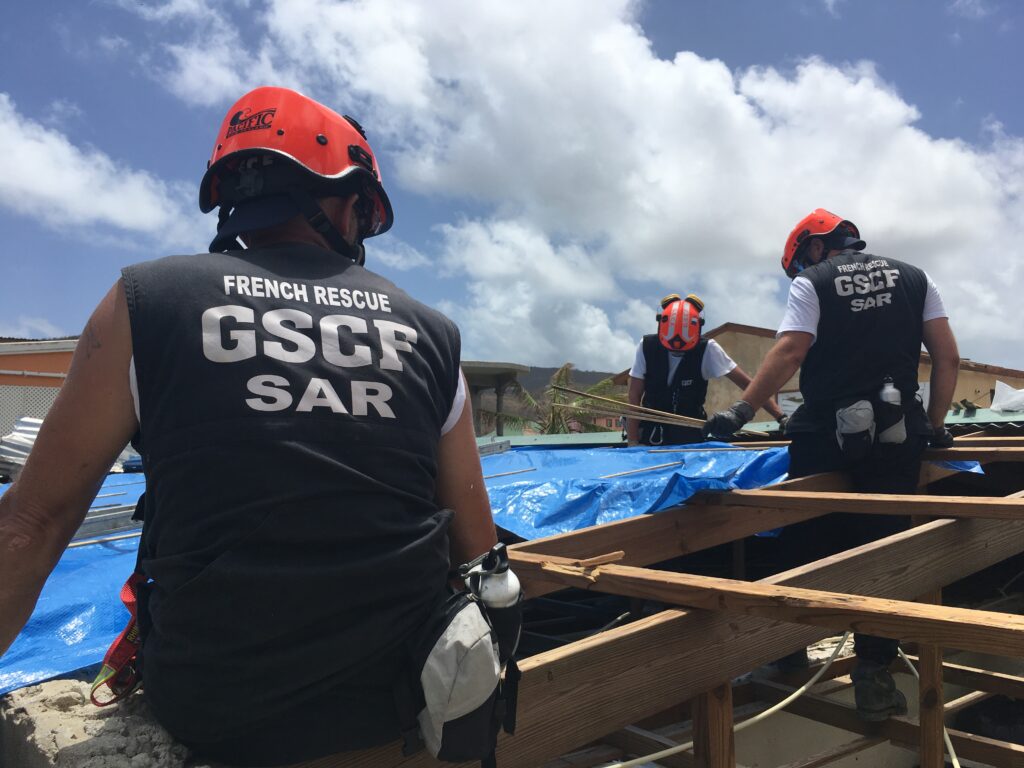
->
[657,294,703,352]
[200,86,393,253]
[782,208,865,278]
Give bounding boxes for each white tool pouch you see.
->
[418,594,501,760]
[835,399,875,461]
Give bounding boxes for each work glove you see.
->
[703,400,755,439]
[929,426,955,449]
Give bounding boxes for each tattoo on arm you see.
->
[82,321,102,359]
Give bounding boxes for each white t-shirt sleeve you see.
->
[440,369,467,436]
[777,276,821,341]
[922,272,948,322]
[629,341,646,379]
[129,356,141,424]
[701,340,737,380]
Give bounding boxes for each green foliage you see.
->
[511,363,625,434]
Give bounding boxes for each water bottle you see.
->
[877,377,906,444]
[461,544,523,663]
[464,545,522,609]
[879,378,901,407]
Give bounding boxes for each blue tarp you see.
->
[0,472,145,511]
[0,473,144,696]
[483,442,789,540]
[0,536,138,695]
[0,448,983,696]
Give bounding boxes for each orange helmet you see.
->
[200,86,393,257]
[657,294,703,352]
[782,208,865,278]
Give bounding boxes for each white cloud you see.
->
[43,98,83,125]
[120,0,1024,370]
[116,0,289,107]
[371,235,430,271]
[98,35,130,53]
[435,218,635,369]
[0,93,209,250]
[0,316,67,339]
[948,0,995,19]
[822,0,845,18]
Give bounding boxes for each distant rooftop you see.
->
[477,431,623,448]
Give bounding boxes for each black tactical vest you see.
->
[793,250,929,432]
[121,244,460,745]
[639,335,708,444]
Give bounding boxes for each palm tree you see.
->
[497,363,626,435]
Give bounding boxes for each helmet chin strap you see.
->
[286,187,366,266]
[211,206,245,252]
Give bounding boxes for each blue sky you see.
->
[1,0,1022,372]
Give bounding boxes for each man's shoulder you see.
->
[358,266,460,336]
[124,251,216,273]
[640,333,660,352]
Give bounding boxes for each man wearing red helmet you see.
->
[0,87,503,764]
[704,208,960,721]
[626,293,785,446]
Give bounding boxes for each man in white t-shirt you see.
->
[626,293,786,446]
[703,209,960,721]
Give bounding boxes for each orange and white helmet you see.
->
[657,294,704,352]
[200,86,393,259]
[782,209,865,278]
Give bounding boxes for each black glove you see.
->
[703,401,755,439]
[929,426,954,448]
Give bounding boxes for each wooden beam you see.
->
[925,446,1024,461]
[542,744,625,767]
[513,461,965,601]
[509,552,1024,657]
[944,690,993,719]
[903,656,1024,700]
[916,583,944,768]
[696,489,1024,520]
[919,640,944,767]
[943,436,1024,447]
[511,473,852,598]
[306,517,1024,768]
[602,726,694,768]
[916,462,962,488]
[772,735,885,768]
[754,679,1024,767]
[693,683,735,768]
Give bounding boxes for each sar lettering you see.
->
[245,375,396,417]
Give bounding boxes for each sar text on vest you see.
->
[832,259,900,313]
[202,277,416,417]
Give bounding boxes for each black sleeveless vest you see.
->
[122,244,460,743]
[792,250,930,433]
[639,335,708,444]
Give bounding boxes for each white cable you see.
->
[898,647,961,768]
[605,633,852,768]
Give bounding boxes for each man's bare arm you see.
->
[922,317,960,430]
[626,376,644,446]
[0,281,138,656]
[735,332,813,413]
[724,366,785,421]
[436,380,498,569]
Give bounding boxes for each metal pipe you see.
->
[0,369,67,379]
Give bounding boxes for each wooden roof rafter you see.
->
[300,443,1024,768]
